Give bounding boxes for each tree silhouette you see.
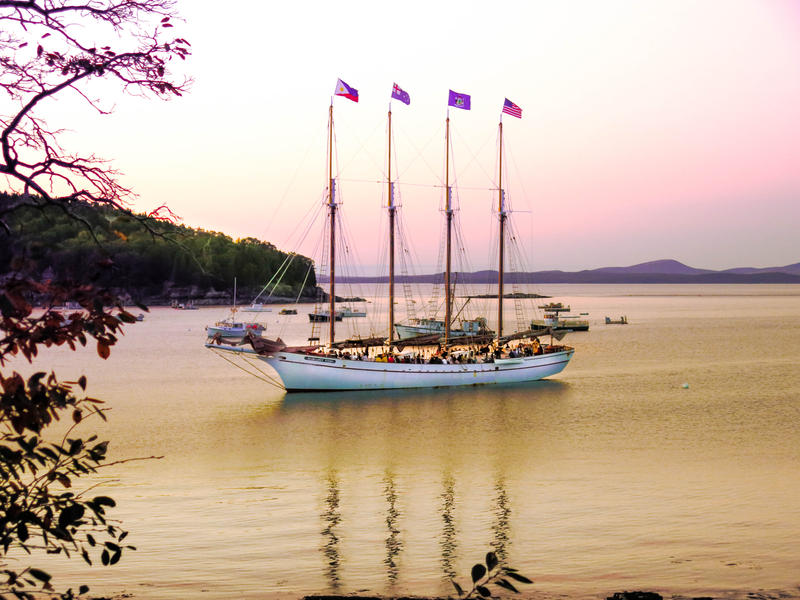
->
[1,1,189,596]
[0,0,190,228]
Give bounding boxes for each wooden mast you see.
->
[497,120,505,341]
[388,106,395,344]
[444,114,453,346]
[328,101,336,345]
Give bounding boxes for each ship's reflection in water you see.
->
[491,477,511,563]
[439,472,458,581]
[281,382,564,594]
[321,470,342,590]
[383,470,402,585]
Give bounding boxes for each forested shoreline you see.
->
[0,194,318,305]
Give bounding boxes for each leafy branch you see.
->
[0,272,149,597]
[451,551,534,599]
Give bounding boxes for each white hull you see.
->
[241,303,272,312]
[52,302,82,312]
[206,322,264,338]
[210,346,573,392]
[206,327,252,338]
[394,324,476,340]
[531,318,589,332]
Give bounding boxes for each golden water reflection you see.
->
[439,472,458,581]
[321,470,341,590]
[383,470,402,586]
[490,477,511,563]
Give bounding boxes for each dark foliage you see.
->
[0,193,317,298]
[1,1,193,596]
[0,270,146,598]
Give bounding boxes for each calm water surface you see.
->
[17,284,800,599]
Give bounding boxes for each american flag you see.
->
[502,98,522,119]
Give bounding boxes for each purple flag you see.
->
[391,83,410,105]
[448,90,471,110]
[334,78,359,102]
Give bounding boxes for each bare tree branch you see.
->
[0,0,191,229]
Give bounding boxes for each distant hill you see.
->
[590,259,714,276]
[320,259,800,284]
[720,262,800,276]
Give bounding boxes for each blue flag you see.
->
[448,90,471,110]
[391,83,410,105]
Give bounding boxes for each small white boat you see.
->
[206,319,265,339]
[394,317,491,340]
[51,301,82,312]
[531,315,589,332]
[605,316,628,325]
[206,278,265,339]
[172,300,198,310]
[308,310,343,322]
[339,306,366,318]
[241,303,272,313]
[538,302,570,312]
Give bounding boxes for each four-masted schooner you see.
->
[206,82,574,392]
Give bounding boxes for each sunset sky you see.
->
[46,0,800,273]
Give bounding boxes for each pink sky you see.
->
[28,0,800,273]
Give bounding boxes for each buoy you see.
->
[681,382,689,389]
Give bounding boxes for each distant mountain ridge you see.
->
[590,259,714,276]
[319,259,800,284]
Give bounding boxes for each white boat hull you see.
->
[209,346,574,392]
[394,324,476,340]
[206,324,264,338]
[241,303,272,312]
[206,327,247,339]
[531,318,590,332]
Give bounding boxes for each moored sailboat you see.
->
[206,278,266,340]
[394,317,491,340]
[206,84,574,392]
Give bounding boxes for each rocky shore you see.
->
[117,284,365,307]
